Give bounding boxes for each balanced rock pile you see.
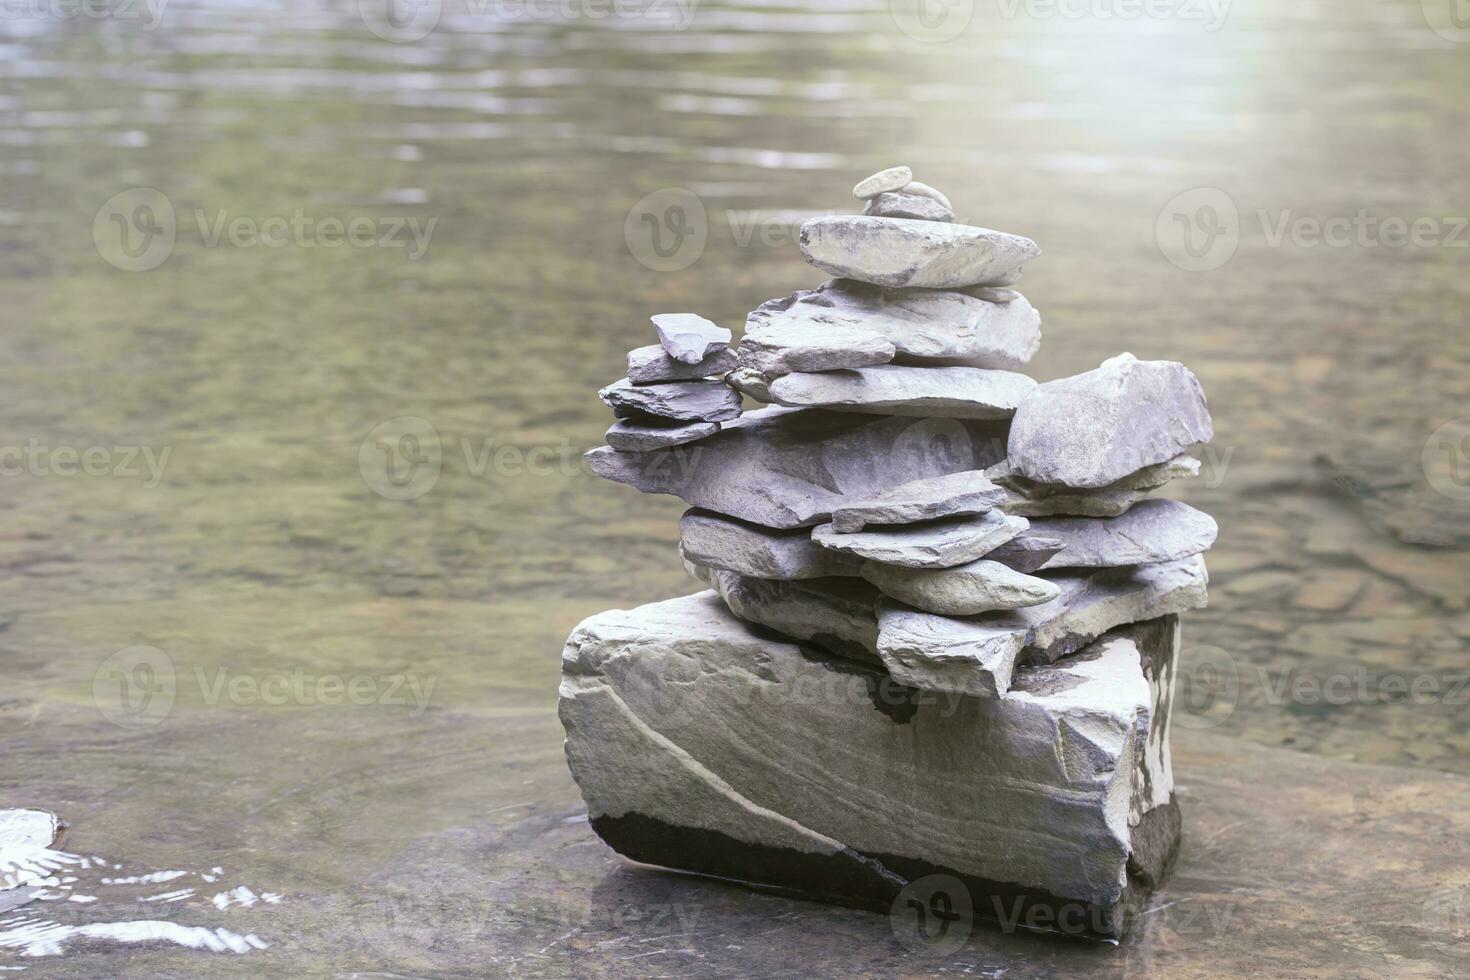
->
[562,167,1217,942]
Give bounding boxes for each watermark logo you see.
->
[625,188,708,272]
[352,878,489,957]
[1173,644,1238,730]
[0,0,167,29]
[93,645,177,730]
[1156,187,1239,272]
[1421,0,1470,42]
[359,416,442,501]
[889,0,974,42]
[359,0,442,41]
[890,874,973,954]
[1422,417,1470,501]
[94,188,176,273]
[995,0,1231,30]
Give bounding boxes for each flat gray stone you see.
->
[830,471,1006,532]
[863,191,954,222]
[769,365,1036,419]
[680,509,861,580]
[1028,499,1219,570]
[1007,353,1214,488]
[724,366,772,401]
[900,179,953,210]
[560,590,1180,940]
[703,568,881,665]
[651,313,732,365]
[983,533,1066,573]
[800,216,1040,289]
[605,419,719,452]
[988,454,1202,518]
[627,344,736,384]
[736,321,896,376]
[599,377,741,424]
[586,406,1010,529]
[852,165,911,199]
[812,511,1028,569]
[745,279,1041,372]
[861,558,1060,616]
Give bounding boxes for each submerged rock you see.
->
[770,365,1036,420]
[811,511,1028,569]
[651,313,732,364]
[860,558,1060,616]
[586,407,1010,529]
[559,591,1181,941]
[745,279,1041,372]
[830,471,1007,532]
[1007,354,1213,488]
[627,344,736,385]
[599,378,742,424]
[800,216,1040,290]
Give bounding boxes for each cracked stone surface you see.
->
[559,591,1179,940]
[830,471,1007,532]
[860,558,1060,617]
[679,508,861,580]
[745,279,1041,372]
[1027,499,1219,570]
[799,216,1041,289]
[627,344,736,385]
[586,407,1010,529]
[1007,353,1214,489]
[769,365,1036,420]
[812,511,1029,569]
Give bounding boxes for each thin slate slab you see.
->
[860,558,1060,616]
[651,313,732,364]
[1007,353,1213,488]
[863,191,954,222]
[852,165,911,199]
[606,419,720,452]
[812,511,1028,569]
[702,567,882,665]
[830,471,1006,532]
[1027,499,1219,570]
[586,406,1011,529]
[679,508,861,580]
[769,365,1036,420]
[799,216,1040,289]
[599,377,741,424]
[736,321,896,376]
[627,344,736,385]
[982,532,1067,573]
[745,279,1040,372]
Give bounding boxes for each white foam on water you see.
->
[0,809,281,962]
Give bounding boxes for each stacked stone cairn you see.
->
[562,166,1218,943]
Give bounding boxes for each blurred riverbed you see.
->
[1,0,1468,973]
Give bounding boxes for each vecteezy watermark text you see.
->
[0,440,170,488]
[0,0,166,28]
[359,0,698,43]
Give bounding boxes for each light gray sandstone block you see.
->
[651,313,732,364]
[680,508,861,580]
[861,558,1060,617]
[852,165,912,199]
[744,279,1041,372]
[864,191,954,222]
[811,511,1029,570]
[769,365,1037,420]
[627,344,737,384]
[599,377,742,424]
[605,419,719,452]
[586,407,1010,529]
[800,216,1041,290]
[1007,353,1213,489]
[830,471,1007,532]
[899,180,952,211]
[1027,499,1219,571]
[559,591,1182,941]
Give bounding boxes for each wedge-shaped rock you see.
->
[830,471,1006,533]
[989,455,1202,517]
[737,321,896,376]
[606,420,719,452]
[703,568,881,665]
[651,313,731,364]
[864,191,954,222]
[812,511,1028,569]
[745,279,1040,372]
[984,533,1066,573]
[680,509,860,580]
[1008,354,1213,488]
[599,378,741,424]
[586,407,1010,529]
[1028,500,1218,571]
[560,592,1181,941]
[800,216,1040,290]
[627,344,736,385]
[770,365,1036,420]
[861,558,1059,616]
[724,366,773,401]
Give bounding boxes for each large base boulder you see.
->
[559,592,1182,942]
